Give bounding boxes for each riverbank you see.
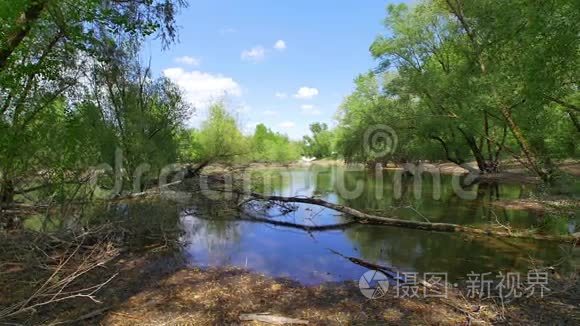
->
[1,247,578,325]
[492,198,580,214]
[1,164,579,324]
[204,159,580,185]
[385,160,580,184]
[98,259,579,325]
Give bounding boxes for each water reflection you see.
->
[179,166,577,284]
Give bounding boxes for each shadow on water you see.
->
[21,166,578,286]
[176,166,577,284]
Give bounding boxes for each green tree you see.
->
[196,103,249,162]
[361,0,579,179]
[302,122,334,159]
[251,123,300,163]
[0,0,188,203]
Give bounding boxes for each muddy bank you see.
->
[202,159,345,173]
[492,198,580,214]
[102,266,579,326]
[2,249,578,325]
[222,159,580,184]
[384,159,580,184]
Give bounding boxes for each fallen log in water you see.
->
[243,192,579,243]
[239,213,358,232]
[329,249,433,288]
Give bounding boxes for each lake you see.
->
[176,165,578,285]
[25,165,577,285]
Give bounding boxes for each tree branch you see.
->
[0,0,49,72]
[241,192,578,243]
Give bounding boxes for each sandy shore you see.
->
[205,159,580,185]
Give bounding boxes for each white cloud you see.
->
[294,86,319,99]
[274,92,287,99]
[278,121,295,129]
[263,110,278,116]
[175,56,201,66]
[273,40,286,51]
[300,104,321,115]
[163,68,242,109]
[241,46,265,62]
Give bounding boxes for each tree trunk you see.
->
[430,135,464,166]
[568,111,580,133]
[499,106,548,181]
[0,179,15,205]
[458,127,488,173]
[244,192,578,243]
[484,111,494,162]
[0,0,49,72]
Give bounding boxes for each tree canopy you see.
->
[334,0,580,179]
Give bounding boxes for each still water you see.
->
[27,166,577,285]
[178,166,578,284]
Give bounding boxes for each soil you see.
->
[1,250,578,325]
[492,198,580,215]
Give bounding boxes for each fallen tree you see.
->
[239,213,358,232]
[241,192,579,243]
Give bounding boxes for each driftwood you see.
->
[184,160,211,178]
[243,192,579,243]
[239,313,308,325]
[329,249,433,288]
[0,230,119,320]
[110,160,210,201]
[329,249,401,279]
[240,213,358,232]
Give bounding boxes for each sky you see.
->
[143,0,408,140]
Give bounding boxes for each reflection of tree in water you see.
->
[312,167,334,197]
[179,201,243,260]
[301,167,572,280]
[252,167,338,197]
[331,168,543,228]
[180,212,242,251]
[85,200,183,250]
[342,224,570,282]
[250,169,293,195]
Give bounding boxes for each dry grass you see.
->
[101,266,476,325]
[2,248,579,325]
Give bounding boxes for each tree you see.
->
[361,0,579,180]
[0,0,186,72]
[336,72,451,165]
[196,103,249,162]
[251,123,300,163]
[302,123,334,159]
[0,0,189,203]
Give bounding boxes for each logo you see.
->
[363,124,398,158]
[359,270,389,299]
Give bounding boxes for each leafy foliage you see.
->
[196,103,250,162]
[302,123,335,159]
[335,0,580,179]
[251,124,301,163]
[0,0,188,202]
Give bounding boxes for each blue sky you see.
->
[143,0,407,139]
